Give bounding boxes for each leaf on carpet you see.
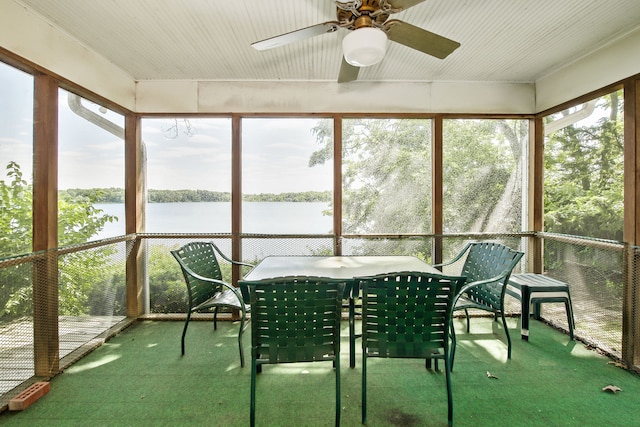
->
[601,385,622,394]
[607,361,627,369]
[486,371,499,379]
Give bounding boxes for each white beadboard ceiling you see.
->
[13,0,640,83]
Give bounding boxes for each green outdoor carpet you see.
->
[1,317,638,427]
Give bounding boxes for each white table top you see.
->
[243,255,438,282]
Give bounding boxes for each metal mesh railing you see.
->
[0,258,33,399]
[0,238,129,405]
[541,234,625,359]
[1,231,638,404]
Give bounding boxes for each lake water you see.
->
[94,202,333,239]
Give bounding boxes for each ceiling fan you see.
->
[251,0,460,83]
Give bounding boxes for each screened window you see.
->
[242,118,333,234]
[442,119,527,234]
[341,118,432,234]
[0,62,33,257]
[142,118,232,233]
[58,90,125,243]
[543,90,623,241]
[0,62,34,328]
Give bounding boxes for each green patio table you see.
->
[242,255,439,368]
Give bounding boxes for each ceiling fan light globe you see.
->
[342,27,388,67]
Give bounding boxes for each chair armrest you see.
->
[174,255,247,307]
[209,241,255,268]
[454,270,515,300]
[432,242,473,270]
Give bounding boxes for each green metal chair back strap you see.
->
[247,278,344,364]
[173,241,225,308]
[240,276,345,427]
[460,242,523,311]
[359,271,465,427]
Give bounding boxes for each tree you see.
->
[0,161,31,258]
[310,118,525,237]
[313,118,434,235]
[544,91,623,241]
[0,161,120,320]
[442,119,525,233]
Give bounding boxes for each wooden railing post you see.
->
[32,74,59,376]
[622,78,640,366]
[125,114,145,317]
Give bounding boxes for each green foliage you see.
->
[146,244,243,314]
[148,246,188,313]
[341,118,434,234]
[0,161,120,321]
[310,118,525,237]
[544,91,623,241]
[58,190,118,246]
[0,161,32,257]
[61,188,331,203]
[243,191,331,202]
[0,162,35,319]
[64,187,125,203]
[148,189,230,203]
[59,248,119,316]
[443,120,525,233]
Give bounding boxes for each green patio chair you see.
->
[171,241,254,366]
[358,271,465,427]
[239,276,345,427]
[434,242,524,364]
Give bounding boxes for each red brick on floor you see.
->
[8,382,50,411]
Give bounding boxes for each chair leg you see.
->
[250,358,257,427]
[565,300,575,340]
[445,352,453,427]
[238,310,246,367]
[349,297,356,368]
[426,352,439,371]
[464,308,470,333]
[361,352,367,424]
[213,307,219,331]
[500,310,512,359]
[181,312,192,355]
[449,322,457,371]
[335,355,341,427]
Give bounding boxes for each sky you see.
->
[2,59,613,194]
[0,62,332,194]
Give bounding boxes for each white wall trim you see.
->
[136,80,535,114]
[536,27,640,111]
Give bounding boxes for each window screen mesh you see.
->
[0,240,126,405]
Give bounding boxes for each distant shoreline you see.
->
[62,188,332,203]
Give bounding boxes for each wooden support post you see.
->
[32,74,59,377]
[530,117,544,273]
[125,114,144,317]
[622,78,640,365]
[432,117,443,265]
[334,116,343,256]
[231,115,242,288]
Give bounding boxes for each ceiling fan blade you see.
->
[338,57,360,83]
[384,19,460,59]
[384,0,427,12]
[251,21,340,51]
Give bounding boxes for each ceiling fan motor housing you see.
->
[337,0,390,30]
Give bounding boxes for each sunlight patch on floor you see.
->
[66,353,121,373]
